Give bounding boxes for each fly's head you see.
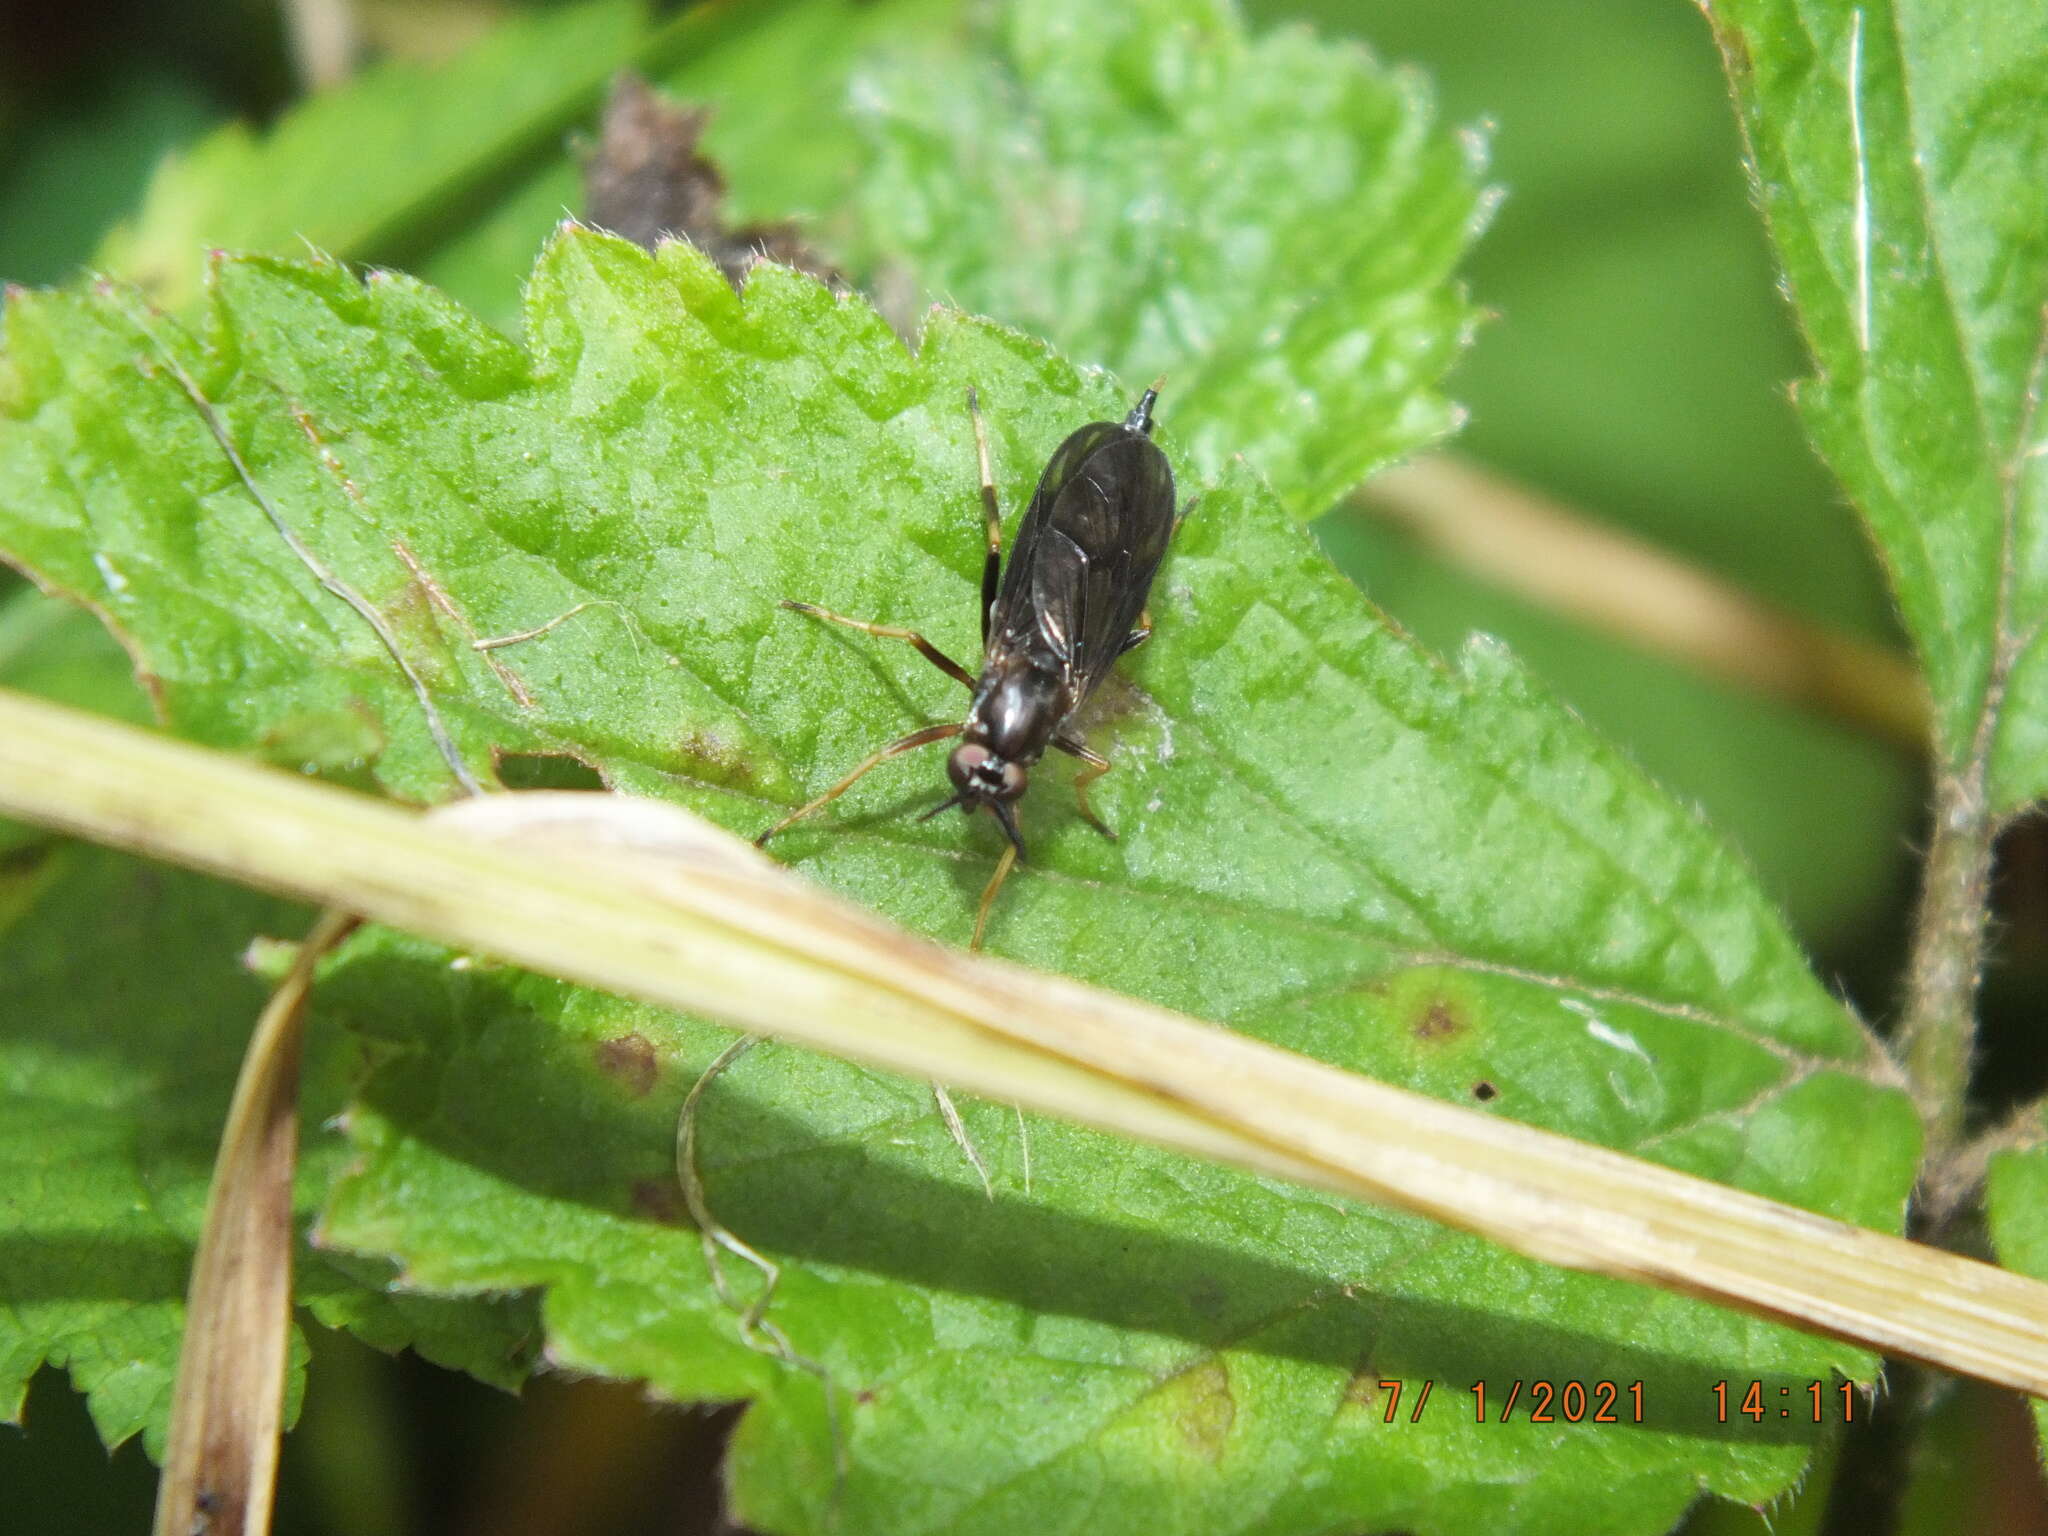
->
[933,658,1060,853]
[928,739,1029,854]
[947,740,1028,807]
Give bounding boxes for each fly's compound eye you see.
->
[947,742,992,793]
[947,743,1028,801]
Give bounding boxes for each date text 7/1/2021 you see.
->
[1365,1379,1859,1425]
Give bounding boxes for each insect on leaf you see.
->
[0,232,1919,1532]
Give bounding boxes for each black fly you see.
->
[757,386,1178,947]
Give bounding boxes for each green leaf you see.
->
[0,586,536,1453]
[79,0,1481,529]
[1272,0,1918,949]
[0,234,1917,1530]
[1699,0,2048,807]
[0,585,151,727]
[843,0,1488,516]
[1984,1127,2048,1448]
[654,0,959,225]
[0,841,538,1455]
[84,0,954,332]
[1316,512,1916,946]
[94,0,646,308]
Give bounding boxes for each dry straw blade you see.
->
[2,685,2044,1397]
[152,907,357,1536]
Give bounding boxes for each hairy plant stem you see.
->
[1833,761,2001,1536]
[1821,1363,1935,1536]
[1898,760,1997,1185]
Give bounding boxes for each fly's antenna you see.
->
[1125,378,1164,435]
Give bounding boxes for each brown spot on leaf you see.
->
[1471,1080,1499,1103]
[595,1032,659,1098]
[1340,1365,1383,1413]
[630,1177,683,1225]
[1157,1357,1235,1464]
[1413,997,1464,1043]
[1705,11,1754,89]
[674,729,762,791]
[377,577,461,685]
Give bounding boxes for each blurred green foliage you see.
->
[1258,0,1918,955]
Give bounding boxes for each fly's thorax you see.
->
[966,655,1064,765]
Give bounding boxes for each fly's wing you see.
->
[988,419,1176,709]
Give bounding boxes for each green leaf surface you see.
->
[0,582,153,718]
[0,234,1918,1530]
[1700,0,2048,807]
[80,0,1483,530]
[0,841,538,1456]
[1984,1126,2048,1446]
[82,0,957,335]
[842,0,1487,516]
[1260,0,1918,955]
[0,587,536,1454]
[1315,512,1914,948]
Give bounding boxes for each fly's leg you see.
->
[779,600,977,691]
[755,721,963,846]
[968,387,1003,647]
[1053,734,1117,841]
[958,783,1026,1189]
[971,841,1021,950]
[944,821,1015,1195]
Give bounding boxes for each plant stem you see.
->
[1926,1099,2048,1233]
[1897,761,1997,1179]
[1351,456,1929,749]
[282,0,360,92]
[9,686,2048,1393]
[1820,1364,1931,1536]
